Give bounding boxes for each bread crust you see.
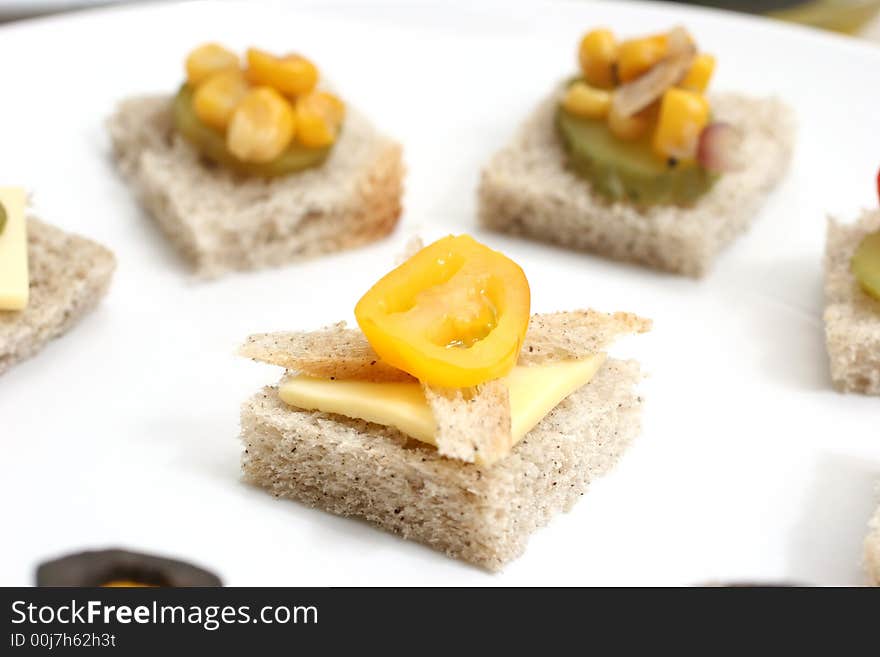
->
[823,210,880,395]
[240,359,643,571]
[478,90,795,277]
[0,218,115,375]
[108,95,404,278]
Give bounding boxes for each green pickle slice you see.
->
[852,230,880,301]
[0,200,6,236]
[556,106,717,205]
[172,85,332,178]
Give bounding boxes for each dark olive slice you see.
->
[36,549,222,587]
[556,104,717,205]
[173,85,332,178]
[0,200,7,235]
[851,230,880,301]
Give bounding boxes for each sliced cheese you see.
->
[0,187,29,311]
[278,354,606,450]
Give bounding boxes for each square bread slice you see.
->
[107,95,404,278]
[478,91,795,277]
[823,210,880,395]
[867,502,880,586]
[0,219,115,376]
[241,358,643,571]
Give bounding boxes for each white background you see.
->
[0,0,878,586]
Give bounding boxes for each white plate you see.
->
[1,0,879,586]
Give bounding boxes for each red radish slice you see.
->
[697,122,743,173]
[611,48,696,118]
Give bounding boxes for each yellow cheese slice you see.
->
[278,354,606,449]
[0,187,29,311]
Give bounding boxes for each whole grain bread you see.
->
[241,358,642,571]
[478,90,795,277]
[867,502,880,586]
[0,218,115,375]
[823,210,880,396]
[421,378,513,464]
[107,95,404,278]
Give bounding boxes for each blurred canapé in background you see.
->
[0,0,879,38]
[673,0,880,33]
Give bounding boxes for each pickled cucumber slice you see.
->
[0,201,6,236]
[852,230,880,301]
[556,106,717,205]
[172,85,332,178]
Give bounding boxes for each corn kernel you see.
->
[561,82,612,119]
[607,104,650,141]
[185,43,239,86]
[226,87,295,163]
[679,53,716,93]
[192,70,249,131]
[638,100,661,124]
[617,33,667,83]
[653,88,710,162]
[578,29,618,89]
[246,48,318,96]
[295,91,346,148]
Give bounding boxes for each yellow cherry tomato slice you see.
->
[355,235,531,388]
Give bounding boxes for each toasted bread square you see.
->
[478,91,795,277]
[240,359,643,571]
[0,219,115,376]
[823,210,880,396]
[108,96,404,278]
